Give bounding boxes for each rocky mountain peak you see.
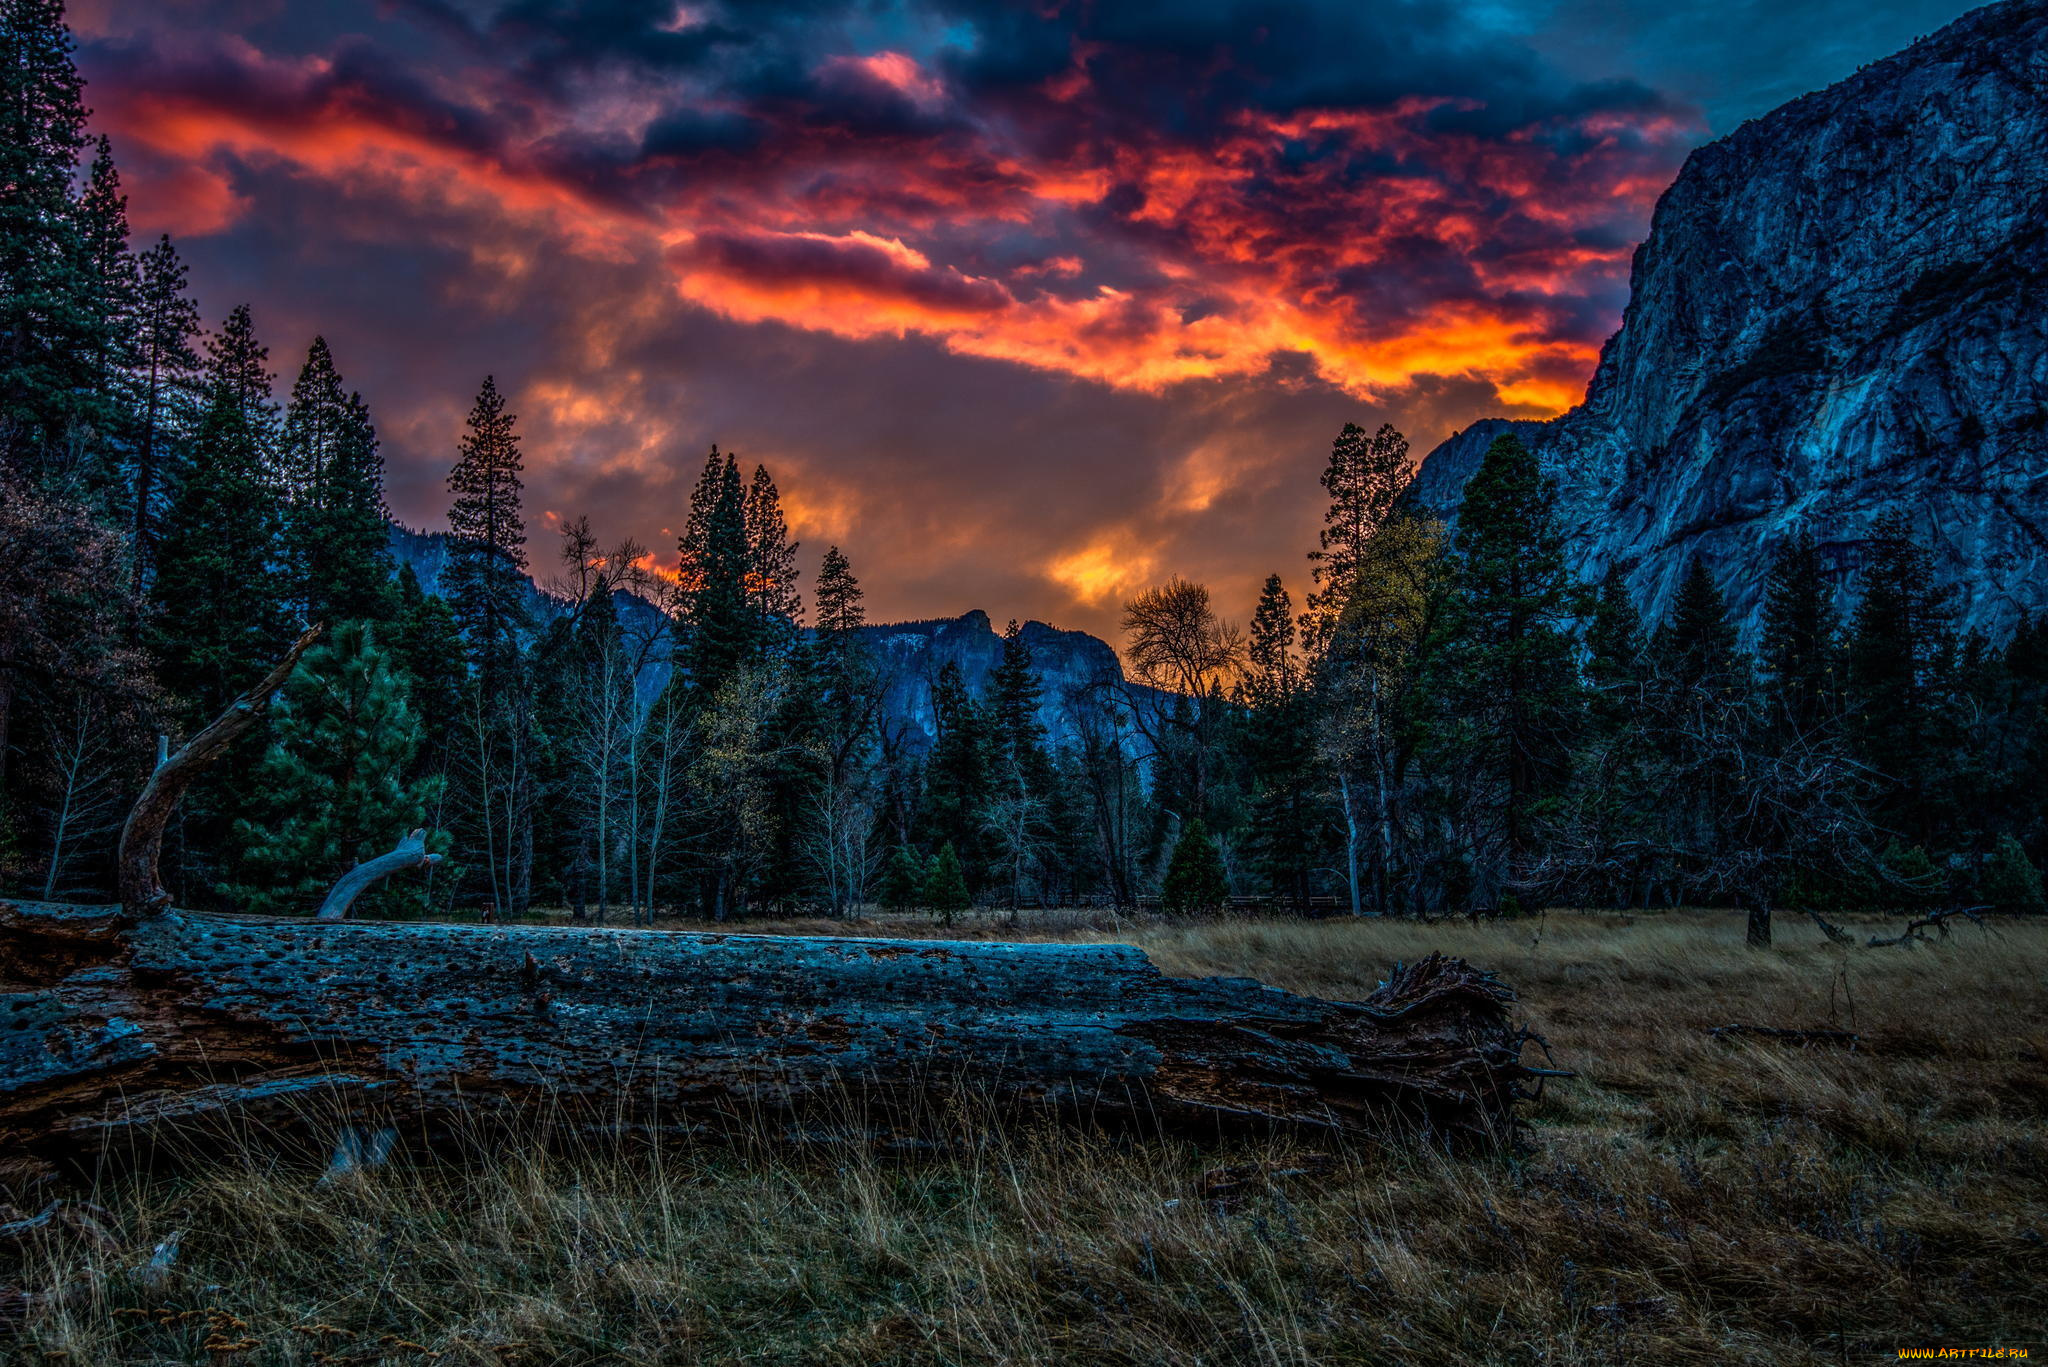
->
[1411,0,2048,638]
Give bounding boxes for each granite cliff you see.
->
[1411,0,2048,637]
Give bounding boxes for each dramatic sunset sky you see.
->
[74,0,1973,641]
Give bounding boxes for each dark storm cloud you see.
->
[71,0,1980,638]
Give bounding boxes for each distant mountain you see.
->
[386,526,1154,748]
[1410,0,2048,637]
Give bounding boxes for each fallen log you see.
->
[0,898,1539,1184]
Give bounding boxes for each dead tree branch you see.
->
[115,627,322,917]
[1867,905,1990,948]
[315,830,442,922]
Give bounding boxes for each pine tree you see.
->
[75,137,135,426]
[1239,574,1317,908]
[390,563,465,769]
[226,622,442,916]
[282,340,392,624]
[1759,530,1838,732]
[1418,434,1581,900]
[1653,557,1745,694]
[920,841,971,923]
[814,545,863,636]
[0,0,95,474]
[280,335,345,502]
[1584,567,1645,731]
[920,660,992,885]
[878,843,924,913]
[809,543,875,758]
[443,375,529,682]
[150,383,285,720]
[127,235,203,591]
[991,620,1048,782]
[743,462,800,650]
[204,304,276,432]
[1846,511,1960,847]
[1159,817,1230,915]
[676,447,752,697]
[1303,422,1409,656]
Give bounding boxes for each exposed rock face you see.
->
[856,609,1148,751]
[1412,0,2048,638]
[386,528,1145,748]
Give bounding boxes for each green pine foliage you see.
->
[127,234,203,589]
[282,338,395,625]
[920,661,994,887]
[921,842,971,922]
[1239,574,1318,908]
[1418,434,1582,896]
[443,375,529,683]
[226,622,443,916]
[1303,422,1409,654]
[878,845,924,913]
[1980,834,2045,913]
[677,448,754,697]
[1760,530,1839,732]
[1160,817,1230,915]
[0,0,106,474]
[150,384,285,720]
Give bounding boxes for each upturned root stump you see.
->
[0,900,1539,1183]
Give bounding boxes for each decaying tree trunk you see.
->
[0,898,1539,1181]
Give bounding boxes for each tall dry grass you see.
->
[6,909,2044,1365]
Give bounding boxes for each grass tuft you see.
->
[6,909,2044,1364]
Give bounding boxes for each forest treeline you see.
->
[4,1,2045,931]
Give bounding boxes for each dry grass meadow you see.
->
[7,909,2045,1365]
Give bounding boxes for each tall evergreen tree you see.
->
[1847,511,1960,847]
[75,136,134,426]
[1240,575,1318,908]
[815,545,863,635]
[1584,566,1645,731]
[1653,557,1745,694]
[920,660,993,887]
[986,619,1056,905]
[1303,422,1409,655]
[743,462,801,651]
[149,383,284,720]
[1759,530,1839,733]
[1419,434,1581,901]
[282,339,392,624]
[390,563,464,771]
[127,235,202,591]
[0,0,102,474]
[226,622,441,916]
[204,304,276,432]
[676,447,752,697]
[443,375,528,681]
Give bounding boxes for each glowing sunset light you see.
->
[76,0,1858,643]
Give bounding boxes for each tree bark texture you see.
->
[0,899,1539,1184]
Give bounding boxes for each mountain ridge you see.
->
[385,525,1150,749]
[1410,0,2048,637]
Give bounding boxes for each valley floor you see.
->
[8,910,2045,1365]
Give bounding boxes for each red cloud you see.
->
[81,18,1697,429]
